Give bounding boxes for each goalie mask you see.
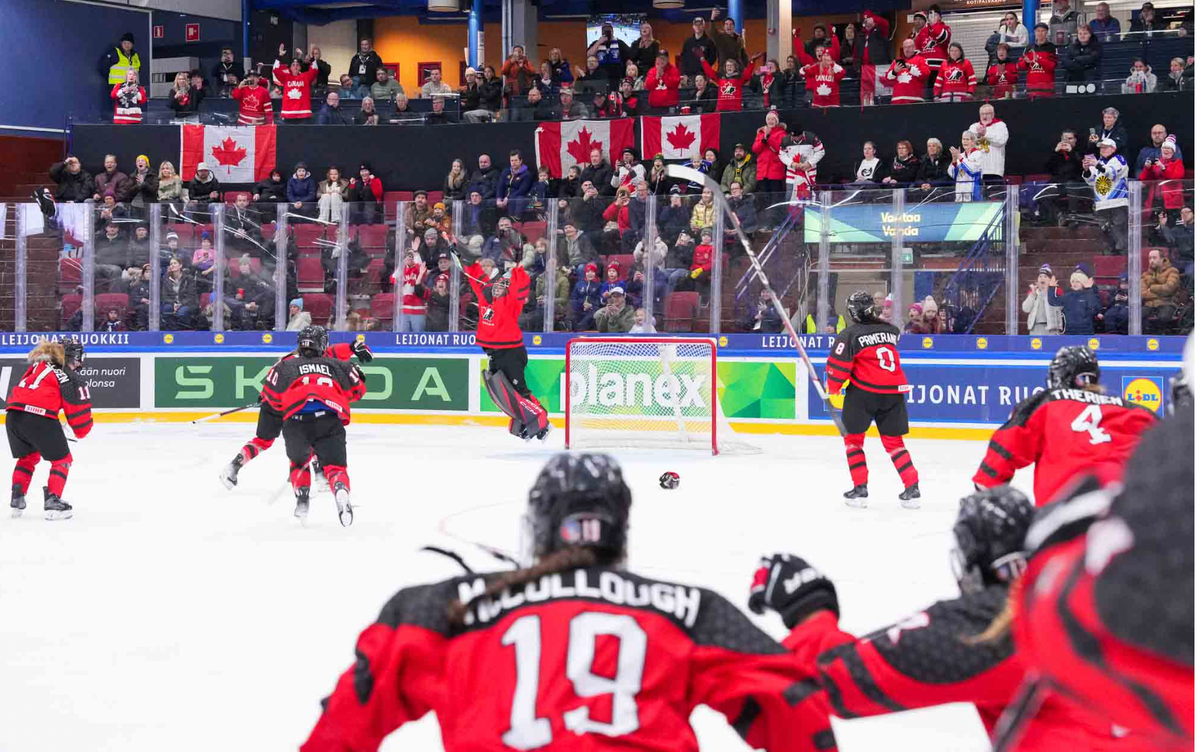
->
[846,290,877,324]
[950,486,1034,595]
[522,453,631,565]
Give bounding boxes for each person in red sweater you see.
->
[701,53,763,112]
[1018,23,1058,99]
[796,34,845,108]
[276,57,319,122]
[752,109,788,201]
[686,230,715,297]
[1140,135,1185,213]
[644,49,680,109]
[111,69,147,125]
[913,4,952,80]
[460,253,549,441]
[934,42,976,102]
[395,250,431,331]
[7,340,91,520]
[232,71,274,125]
[985,42,1019,99]
[884,39,931,105]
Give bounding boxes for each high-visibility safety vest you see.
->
[804,314,846,334]
[107,48,141,86]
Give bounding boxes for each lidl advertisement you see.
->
[804,202,1004,244]
[480,357,797,419]
[154,356,469,410]
[809,362,1175,423]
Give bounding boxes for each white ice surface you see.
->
[0,422,1033,752]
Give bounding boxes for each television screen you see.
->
[586,14,646,47]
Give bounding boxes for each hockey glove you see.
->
[748,553,839,628]
[351,339,374,363]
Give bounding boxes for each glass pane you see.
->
[20,202,71,332]
[1140,178,1192,336]
[720,188,806,336]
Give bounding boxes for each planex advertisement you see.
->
[154,357,470,411]
[0,357,140,408]
[479,356,797,419]
[803,202,1003,244]
[809,361,1174,424]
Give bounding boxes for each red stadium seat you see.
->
[355,224,389,252]
[663,292,699,332]
[59,257,82,292]
[382,191,408,220]
[370,293,395,324]
[94,293,129,320]
[293,223,328,250]
[225,191,251,204]
[426,190,444,206]
[60,294,82,326]
[297,257,325,292]
[302,294,333,325]
[199,292,212,308]
[1092,256,1127,280]
[522,221,547,243]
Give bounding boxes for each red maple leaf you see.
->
[665,122,697,153]
[211,136,247,168]
[566,126,603,166]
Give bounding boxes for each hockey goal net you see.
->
[564,337,759,455]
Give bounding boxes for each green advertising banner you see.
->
[155,357,469,411]
[479,357,796,420]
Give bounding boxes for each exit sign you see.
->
[902,248,914,265]
[185,23,200,42]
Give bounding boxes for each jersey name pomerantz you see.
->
[458,569,702,628]
[856,331,899,347]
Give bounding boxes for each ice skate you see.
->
[535,423,552,442]
[312,457,329,494]
[294,486,310,520]
[11,485,26,518]
[219,455,244,490]
[43,487,73,521]
[899,483,921,510]
[843,484,869,509]
[333,482,353,527]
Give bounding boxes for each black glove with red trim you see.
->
[748,553,839,629]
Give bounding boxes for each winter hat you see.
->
[464,67,477,77]
[437,251,451,261]
[294,161,307,172]
[1118,271,1129,283]
[166,231,179,242]
[912,12,927,21]
[196,162,209,174]
[1075,261,1094,278]
[908,302,923,316]
[1037,263,1053,279]
[424,227,439,238]
[289,298,303,310]
[622,146,637,159]
[669,184,683,195]
[607,261,620,272]
[1098,138,1117,149]
[433,202,446,210]
[1162,135,1177,154]
[359,162,372,172]
[200,231,212,241]
[136,154,150,167]
[921,296,938,316]
[120,32,135,44]
[622,77,636,88]
[585,263,599,275]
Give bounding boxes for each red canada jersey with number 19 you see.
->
[825,322,908,395]
[303,566,836,752]
[973,388,1157,505]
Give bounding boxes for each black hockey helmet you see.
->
[846,290,877,324]
[296,325,328,357]
[950,486,1034,595]
[62,339,85,368]
[524,453,632,563]
[1047,345,1100,390]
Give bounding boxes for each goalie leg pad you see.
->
[485,370,548,436]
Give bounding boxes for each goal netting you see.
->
[564,337,760,455]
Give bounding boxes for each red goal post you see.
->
[563,337,759,456]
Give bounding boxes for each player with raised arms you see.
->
[7,339,92,520]
[302,453,836,751]
[749,486,1149,750]
[258,325,367,525]
[972,345,1157,506]
[825,291,920,508]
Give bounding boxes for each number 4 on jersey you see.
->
[1071,404,1112,445]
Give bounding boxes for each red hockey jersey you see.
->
[825,322,908,395]
[7,360,93,438]
[464,261,529,350]
[934,58,976,101]
[701,58,756,112]
[276,67,319,119]
[985,60,1019,98]
[259,354,366,424]
[973,387,1157,505]
[913,21,951,70]
[1017,43,1057,99]
[883,56,931,105]
[303,566,836,752]
[232,83,274,125]
[785,594,1149,751]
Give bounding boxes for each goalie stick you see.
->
[666,165,846,435]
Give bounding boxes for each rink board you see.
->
[0,332,1182,439]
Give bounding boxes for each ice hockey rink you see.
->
[0,421,1032,752]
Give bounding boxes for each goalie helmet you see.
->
[524,453,632,563]
[62,339,84,368]
[846,291,877,324]
[1047,345,1100,390]
[950,486,1034,595]
[296,325,329,358]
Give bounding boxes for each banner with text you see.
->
[803,202,1004,244]
[0,357,141,409]
[154,357,470,411]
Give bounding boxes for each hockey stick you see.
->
[991,674,1048,752]
[284,213,338,226]
[667,165,847,436]
[191,402,259,425]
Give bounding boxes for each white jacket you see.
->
[969,119,1008,177]
[1023,288,1064,333]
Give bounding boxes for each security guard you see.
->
[100,32,141,91]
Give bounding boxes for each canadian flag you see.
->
[534,119,635,179]
[641,114,720,161]
[860,64,888,105]
[181,125,277,182]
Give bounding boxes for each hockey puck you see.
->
[659,471,680,490]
